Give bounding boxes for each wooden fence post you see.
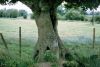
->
[19,27,22,57]
[92,9,96,48]
[93,27,95,48]
[0,33,8,50]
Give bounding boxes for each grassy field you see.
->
[0,18,100,45]
[0,18,100,67]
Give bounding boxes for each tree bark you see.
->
[33,10,60,62]
[32,0,68,62]
[49,8,68,59]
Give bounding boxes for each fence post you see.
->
[93,27,95,48]
[0,33,8,50]
[19,27,22,57]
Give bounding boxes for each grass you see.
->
[0,18,100,67]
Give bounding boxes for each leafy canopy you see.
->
[0,0,100,10]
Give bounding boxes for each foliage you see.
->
[19,10,28,19]
[86,11,100,23]
[57,5,66,16]
[43,50,57,62]
[94,15,100,23]
[0,9,19,18]
[51,63,58,67]
[6,9,19,18]
[65,53,74,61]
[65,8,85,21]
[63,60,78,67]
[89,14,100,24]
[0,9,6,17]
[57,7,88,21]
[23,15,27,19]
[0,9,28,18]
[57,13,66,20]
[64,0,100,10]
[1,0,100,12]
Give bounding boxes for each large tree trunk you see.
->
[33,9,67,62]
[33,10,59,62]
[32,1,68,62]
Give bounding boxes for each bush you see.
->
[57,13,66,20]
[19,10,28,19]
[90,15,100,24]
[63,61,79,67]
[94,15,100,23]
[10,9,18,18]
[5,9,19,18]
[0,9,19,18]
[43,50,57,62]
[0,10,3,17]
[65,9,85,21]
[23,15,27,19]
[0,9,6,17]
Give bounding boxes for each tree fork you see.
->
[32,0,68,62]
[33,9,60,62]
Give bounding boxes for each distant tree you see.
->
[65,8,85,21]
[19,10,28,19]
[0,10,4,17]
[0,9,6,17]
[6,9,18,18]
[10,9,19,18]
[57,5,66,16]
[6,9,11,18]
